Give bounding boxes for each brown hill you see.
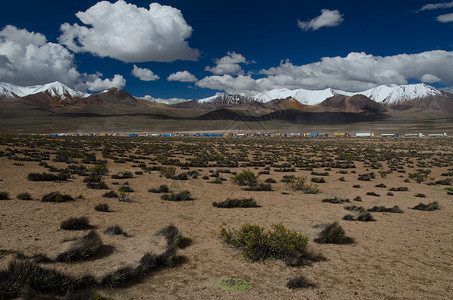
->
[319,94,387,114]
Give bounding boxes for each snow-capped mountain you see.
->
[198,93,258,106]
[358,83,442,104]
[247,84,445,106]
[253,88,354,105]
[0,81,89,99]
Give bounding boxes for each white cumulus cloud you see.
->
[205,52,253,75]
[132,65,159,81]
[298,9,344,31]
[197,50,453,95]
[436,12,453,22]
[421,73,442,83]
[0,25,81,87]
[167,70,197,82]
[196,75,261,95]
[85,74,126,92]
[419,1,453,11]
[59,1,199,62]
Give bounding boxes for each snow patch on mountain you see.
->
[254,88,353,105]
[358,83,442,104]
[0,81,89,99]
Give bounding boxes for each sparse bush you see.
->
[311,177,326,184]
[357,212,375,222]
[358,172,375,181]
[56,231,102,262]
[412,202,440,211]
[264,178,277,183]
[159,166,177,178]
[87,181,109,189]
[161,190,193,201]
[111,171,133,179]
[41,192,74,202]
[0,260,94,298]
[103,191,118,198]
[286,276,316,289]
[0,191,10,200]
[220,224,324,265]
[322,196,349,204]
[27,172,67,181]
[231,169,259,186]
[95,203,110,212]
[368,205,403,213]
[314,222,354,244]
[60,216,90,230]
[149,185,170,193]
[104,225,128,236]
[389,187,408,192]
[414,193,426,198]
[213,198,258,208]
[286,176,320,194]
[90,164,109,175]
[366,191,380,197]
[243,183,272,191]
[16,192,32,200]
[83,174,101,183]
[408,171,428,184]
[353,196,362,202]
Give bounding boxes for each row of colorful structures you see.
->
[21,132,448,138]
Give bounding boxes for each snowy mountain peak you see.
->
[0,81,89,99]
[254,87,353,106]
[359,83,442,104]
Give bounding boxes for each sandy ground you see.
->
[0,136,452,299]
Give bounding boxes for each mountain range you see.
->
[0,81,452,132]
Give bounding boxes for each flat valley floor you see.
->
[0,136,452,299]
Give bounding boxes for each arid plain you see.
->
[0,135,452,299]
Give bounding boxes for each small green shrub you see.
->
[414,193,426,198]
[95,203,110,212]
[159,166,177,178]
[286,176,320,194]
[87,181,109,189]
[104,225,128,236]
[314,222,354,244]
[149,185,170,193]
[311,177,326,184]
[17,192,32,200]
[60,217,90,230]
[286,276,316,289]
[366,191,380,197]
[243,183,272,191]
[91,291,114,300]
[56,231,102,262]
[41,192,74,202]
[322,196,349,204]
[103,191,118,198]
[111,171,133,179]
[216,278,250,291]
[412,202,440,211]
[0,191,10,200]
[368,206,403,213]
[220,224,324,265]
[213,198,258,208]
[231,169,259,186]
[27,172,67,181]
[389,187,408,191]
[161,190,193,201]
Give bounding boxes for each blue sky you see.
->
[1,0,453,100]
